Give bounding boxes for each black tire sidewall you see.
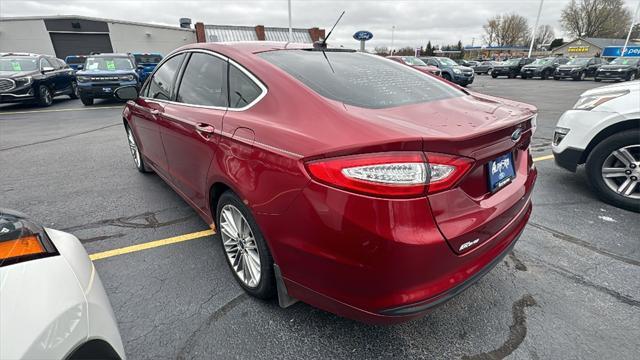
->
[586,130,640,212]
[80,96,93,105]
[70,81,79,99]
[216,191,276,299]
[38,85,52,106]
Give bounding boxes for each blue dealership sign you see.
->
[353,30,373,41]
[602,46,640,57]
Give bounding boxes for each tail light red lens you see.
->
[305,152,474,197]
[424,152,474,194]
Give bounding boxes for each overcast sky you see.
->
[1,0,638,49]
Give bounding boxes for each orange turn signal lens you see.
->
[0,235,45,260]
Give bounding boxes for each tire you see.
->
[626,72,637,81]
[124,124,153,173]
[521,74,528,79]
[36,85,53,107]
[442,73,452,82]
[553,76,560,80]
[69,81,79,99]
[216,191,276,299]
[80,96,94,106]
[491,73,498,78]
[508,72,516,79]
[585,130,640,213]
[578,71,586,81]
[594,78,601,82]
[541,70,549,80]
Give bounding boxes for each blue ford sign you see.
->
[353,31,373,41]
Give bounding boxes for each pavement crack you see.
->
[508,251,528,271]
[61,209,195,232]
[528,222,640,267]
[79,232,125,243]
[176,292,248,360]
[0,123,121,151]
[462,294,537,360]
[533,258,640,308]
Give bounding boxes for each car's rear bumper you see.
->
[259,160,536,324]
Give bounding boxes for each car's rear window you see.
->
[259,50,463,109]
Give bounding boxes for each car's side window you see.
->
[40,57,54,70]
[176,52,228,107]
[146,53,186,101]
[228,64,262,109]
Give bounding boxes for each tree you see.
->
[425,41,434,56]
[560,0,633,38]
[534,25,555,48]
[483,14,530,46]
[482,16,500,46]
[374,46,390,56]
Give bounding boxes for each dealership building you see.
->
[0,15,325,59]
[552,37,640,58]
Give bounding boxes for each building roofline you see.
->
[0,15,195,32]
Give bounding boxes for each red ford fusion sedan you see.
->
[117,42,537,324]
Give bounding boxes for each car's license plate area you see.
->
[488,152,515,192]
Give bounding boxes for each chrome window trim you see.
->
[139,48,267,112]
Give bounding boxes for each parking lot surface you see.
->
[1,76,638,359]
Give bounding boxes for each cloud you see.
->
[1,0,637,49]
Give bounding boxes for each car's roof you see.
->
[174,41,346,56]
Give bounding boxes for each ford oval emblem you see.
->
[353,31,373,41]
[511,128,523,142]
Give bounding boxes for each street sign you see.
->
[353,31,373,41]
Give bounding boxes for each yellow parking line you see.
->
[0,106,122,116]
[533,154,554,162]
[89,229,214,261]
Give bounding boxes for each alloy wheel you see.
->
[220,204,261,288]
[41,87,52,105]
[601,145,640,199]
[126,127,141,168]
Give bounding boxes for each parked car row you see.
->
[480,56,640,82]
[0,52,163,107]
[386,55,475,86]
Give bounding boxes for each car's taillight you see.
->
[305,152,474,197]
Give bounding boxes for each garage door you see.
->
[49,33,113,59]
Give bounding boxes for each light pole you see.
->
[288,0,292,42]
[528,0,544,58]
[622,1,640,57]
[391,25,395,55]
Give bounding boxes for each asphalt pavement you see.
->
[1,76,638,360]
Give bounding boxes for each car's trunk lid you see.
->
[346,94,536,254]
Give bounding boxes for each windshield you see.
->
[531,58,553,66]
[85,56,134,71]
[610,57,639,65]
[437,57,458,66]
[134,54,163,65]
[259,50,463,109]
[402,57,427,66]
[65,56,86,65]
[505,58,521,65]
[567,58,590,65]
[0,57,38,72]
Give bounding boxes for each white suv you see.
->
[553,81,640,212]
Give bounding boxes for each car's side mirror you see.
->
[42,66,55,73]
[114,85,139,101]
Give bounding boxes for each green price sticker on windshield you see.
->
[106,60,116,70]
[11,62,22,71]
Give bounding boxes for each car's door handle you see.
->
[195,123,215,139]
